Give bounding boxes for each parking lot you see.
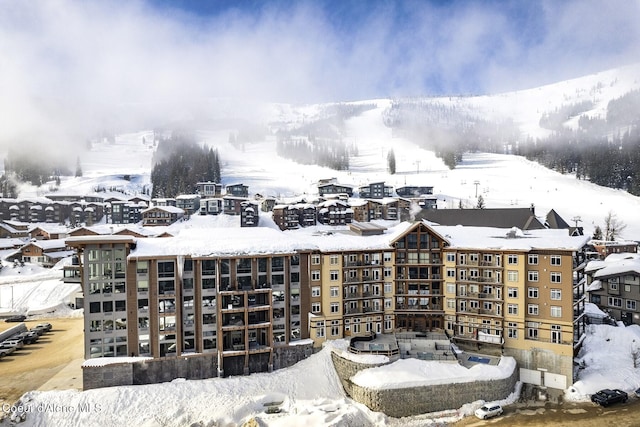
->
[0,317,84,407]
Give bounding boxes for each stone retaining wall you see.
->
[84,343,314,390]
[331,351,519,417]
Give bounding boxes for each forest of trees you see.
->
[274,103,376,170]
[3,147,72,187]
[150,132,221,198]
[383,90,640,195]
[382,99,519,169]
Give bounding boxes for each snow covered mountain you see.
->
[13,63,640,240]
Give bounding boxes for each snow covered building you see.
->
[585,253,640,326]
[68,218,590,390]
[67,228,313,381]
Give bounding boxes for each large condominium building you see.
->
[438,225,589,387]
[304,221,589,390]
[307,224,398,345]
[68,228,312,377]
[69,219,590,391]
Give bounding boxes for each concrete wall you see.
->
[84,343,313,390]
[504,346,573,387]
[0,323,27,341]
[331,351,518,418]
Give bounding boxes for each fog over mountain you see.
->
[1,0,639,154]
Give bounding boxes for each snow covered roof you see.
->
[593,257,640,278]
[130,227,313,258]
[432,223,590,251]
[142,206,185,214]
[587,280,602,291]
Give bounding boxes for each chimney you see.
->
[530,203,535,215]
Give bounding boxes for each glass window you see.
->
[158,261,174,278]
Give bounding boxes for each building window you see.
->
[384,267,392,278]
[627,300,637,310]
[551,324,561,344]
[526,322,539,340]
[330,287,339,297]
[385,298,392,309]
[311,271,320,281]
[311,287,321,297]
[330,270,339,281]
[551,289,562,300]
[316,322,325,337]
[551,272,562,283]
[311,255,320,265]
[528,254,538,265]
[608,297,622,307]
[329,255,339,265]
[528,304,539,315]
[311,302,321,313]
[507,271,518,282]
[384,252,392,262]
[446,269,455,278]
[528,271,539,282]
[550,306,562,317]
[550,255,561,266]
[331,325,340,336]
[507,254,518,265]
[447,299,455,309]
[507,322,518,338]
[528,287,539,298]
[446,253,455,262]
[446,283,455,294]
[508,304,518,315]
[384,283,392,294]
[508,287,518,298]
[330,302,339,313]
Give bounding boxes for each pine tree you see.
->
[476,195,486,209]
[387,149,396,174]
[592,225,603,240]
[75,157,83,177]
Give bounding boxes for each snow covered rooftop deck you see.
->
[432,223,591,251]
[131,227,314,258]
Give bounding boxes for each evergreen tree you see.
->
[387,149,396,174]
[75,157,83,177]
[592,225,603,240]
[476,195,486,209]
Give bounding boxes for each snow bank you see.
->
[352,357,516,389]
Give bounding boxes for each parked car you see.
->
[475,404,503,420]
[0,342,18,353]
[591,389,628,406]
[29,327,45,336]
[635,388,640,398]
[34,322,52,332]
[4,314,26,322]
[13,331,39,344]
[2,339,24,349]
[0,348,13,358]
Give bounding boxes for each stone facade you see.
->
[331,351,518,417]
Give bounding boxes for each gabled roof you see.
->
[546,209,571,229]
[418,208,547,230]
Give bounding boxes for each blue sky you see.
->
[0,0,638,143]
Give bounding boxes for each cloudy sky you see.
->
[1,0,639,145]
